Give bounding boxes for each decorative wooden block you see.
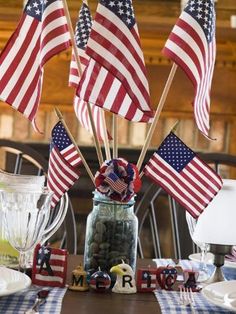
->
[32,244,67,288]
[183,270,199,291]
[69,265,89,291]
[136,268,157,292]
[156,266,177,290]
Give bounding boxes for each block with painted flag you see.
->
[143,132,223,218]
[162,0,216,138]
[32,244,67,287]
[69,2,111,142]
[0,0,71,131]
[76,0,154,123]
[47,121,82,208]
[137,268,157,292]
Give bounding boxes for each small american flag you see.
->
[0,0,71,130]
[70,3,111,142]
[104,172,128,194]
[76,0,154,123]
[162,0,216,137]
[143,132,223,218]
[47,121,81,208]
[51,121,82,167]
[69,2,92,88]
[32,244,67,287]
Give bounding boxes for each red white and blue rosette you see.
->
[94,158,141,202]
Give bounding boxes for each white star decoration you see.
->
[104,0,135,28]
[186,0,214,42]
[158,134,194,172]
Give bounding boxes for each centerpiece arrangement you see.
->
[0,0,225,295]
[84,158,141,273]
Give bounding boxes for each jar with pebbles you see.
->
[84,190,138,273]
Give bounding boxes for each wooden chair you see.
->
[0,139,77,254]
[135,152,236,260]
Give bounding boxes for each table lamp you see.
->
[193,179,236,284]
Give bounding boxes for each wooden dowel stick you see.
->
[62,0,104,166]
[101,110,111,160]
[55,108,95,185]
[112,115,118,159]
[84,0,110,161]
[139,119,179,178]
[86,102,104,166]
[62,0,83,76]
[136,63,178,171]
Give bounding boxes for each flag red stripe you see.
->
[4,44,40,105]
[162,6,216,137]
[166,33,202,83]
[0,17,39,94]
[76,1,153,124]
[185,159,222,192]
[86,37,149,109]
[42,41,71,66]
[0,1,71,130]
[95,12,147,76]
[47,145,80,207]
[148,154,211,206]
[77,61,153,123]
[144,164,203,218]
[17,69,42,118]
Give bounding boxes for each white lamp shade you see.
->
[193,179,236,246]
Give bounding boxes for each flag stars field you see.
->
[101,0,135,28]
[144,132,223,218]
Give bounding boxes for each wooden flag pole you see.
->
[112,115,118,159]
[139,119,180,178]
[62,0,105,166]
[83,0,111,161]
[136,63,178,171]
[101,110,111,160]
[55,107,95,185]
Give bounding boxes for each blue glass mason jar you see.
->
[84,190,138,273]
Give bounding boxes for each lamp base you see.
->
[204,244,232,285]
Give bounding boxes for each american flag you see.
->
[47,121,81,208]
[143,132,223,218]
[137,269,157,292]
[0,0,71,130]
[69,3,111,142]
[162,0,216,137]
[32,244,67,287]
[76,0,154,123]
[69,2,92,88]
[104,172,127,194]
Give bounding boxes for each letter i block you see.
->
[136,268,157,292]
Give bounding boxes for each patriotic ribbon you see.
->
[95,158,141,202]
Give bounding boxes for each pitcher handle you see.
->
[41,193,69,245]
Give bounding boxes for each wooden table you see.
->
[61,255,161,314]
